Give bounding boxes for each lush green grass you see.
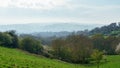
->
[0,46,120,68]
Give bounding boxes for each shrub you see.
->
[91,49,104,68]
[20,37,43,54]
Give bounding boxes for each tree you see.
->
[0,32,13,47]
[91,34,105,51]
[51,38,69,60]
[7,30,19,48]
[105,36,119,55]
[91,49,104,68]
[66,35,93,63]
[51,35,93,63]
[91,34,119,55]
[20,37,43,54]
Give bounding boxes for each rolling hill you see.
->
[0,23,103,33]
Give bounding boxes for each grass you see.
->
[0,46,120,68]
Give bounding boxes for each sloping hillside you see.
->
[0,46,89,68]
[0,46,120,68]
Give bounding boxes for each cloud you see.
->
[0,0,120,25]
[65,2,120,11]
[0,0,119,10]
[0,0,68,10]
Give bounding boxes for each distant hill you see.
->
[0,23,102,33]
[90,23,120,36]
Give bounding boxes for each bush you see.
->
[20,37,43,54]
[91,49,104,68]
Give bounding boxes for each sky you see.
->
[0,0,120,25]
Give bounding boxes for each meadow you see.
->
[0,46,120,68]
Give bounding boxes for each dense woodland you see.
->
[90,23,120,36]
[0,23,120,67]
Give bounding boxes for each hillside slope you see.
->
[0,46,120,68]
[0,46,88,68]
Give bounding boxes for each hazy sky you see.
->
[0,0,120,25]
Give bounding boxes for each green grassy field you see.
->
[0,46,120,68]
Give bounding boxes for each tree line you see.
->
[51,34,120,63]
[0,30,43,54]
